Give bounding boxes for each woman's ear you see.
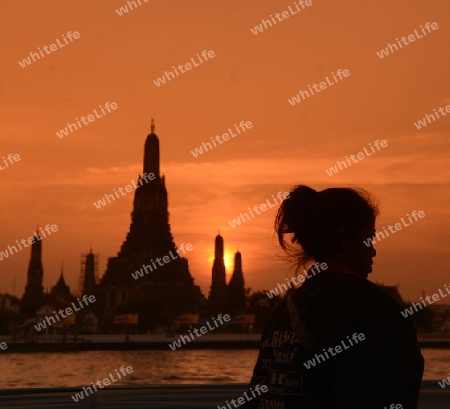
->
[336,225,351,253]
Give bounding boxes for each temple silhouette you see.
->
[98,119,205,329]
[208,234,246,317]
[19,120,247,332]
[19,233,44,316]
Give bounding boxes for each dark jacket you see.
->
[243,269,424,408]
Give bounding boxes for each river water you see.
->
[0,349,448,389]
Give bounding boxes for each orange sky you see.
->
[0,0,449,303]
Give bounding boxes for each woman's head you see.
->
[275,185,379,278]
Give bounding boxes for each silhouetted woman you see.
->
[243,185,423,409]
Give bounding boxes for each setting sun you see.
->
[206,248,234,275]
[224,252,233,272]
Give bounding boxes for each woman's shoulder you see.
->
[295,272,385,298]
[293,272,404,318]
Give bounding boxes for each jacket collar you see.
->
[306,261,362,279]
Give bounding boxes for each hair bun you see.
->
[277,185,319,235]
[289,185,318,204]
[275,184,379,269]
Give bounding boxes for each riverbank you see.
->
[0,383,448,408]
[2,333,450,352]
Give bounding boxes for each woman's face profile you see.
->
[346,220,377,279]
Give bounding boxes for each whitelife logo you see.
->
[376,22,439,59]
[0,227,58,262]
[18,31,81,68]
[93,173,155,209]
[439,374,450,389]
[266,262,328,299]
[414,104,450,129]
[363,210,426,247]
[115,0,149,16]
[153,50,215,87]
[303,333,366,369]
[228,191,290,228]
[325,140,388,176]
[287,69,350,106]
[71,366,134,402]
[217,384,269,409]
[34,295,96,332]
[250,0,313,35]
[400,284,450,318]
[132,244,194,280]
[56,102,118,139]
[190,121,253,158]
[168,313,230,350]
[0,154,21,172]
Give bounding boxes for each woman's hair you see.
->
[275,185,379,268]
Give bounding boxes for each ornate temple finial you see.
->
[151,118,155,134]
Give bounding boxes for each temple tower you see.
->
[80,248,98,296]
[212,234,226,287]
[207,234,228,316]
[50,261,73,300]
[143,119,160,179]
[227,251,246,315]
[99,120,204,328]
[20,232,44,316]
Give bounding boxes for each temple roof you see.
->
[50,264,72,300]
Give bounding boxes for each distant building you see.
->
[0,293,19,335]
[79,248,99,297]
[18,120,253,332]
[18,239,95,332]
[50,262,73,300]
[99,120,205,328]
[82,312,99,334]
[207,234,246,317]
[42,261,76,315]
[207,234,228,316]
[375,283,404,306]
[429,305,450,333]
[0,294,20,312]
[227,251,246,315]
[20,232,44,317]
[0,294,19,313]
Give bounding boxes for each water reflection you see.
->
[0,349,447,389]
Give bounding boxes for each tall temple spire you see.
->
[214,234,224,263]
[99,123,204,327]
[31,231,42,261]
[51,259,72,300]
[20,230,44,316]
[81,248,98,297]
[229,251,244,289]
[212,234,226,286]
[227,251,246,315]
[143,118,160,178]
[207,233,228,315]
